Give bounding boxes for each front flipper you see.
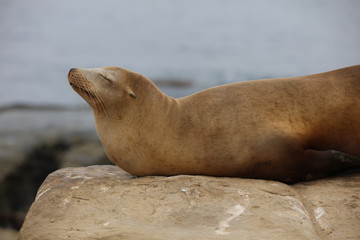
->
[301,149,360,181]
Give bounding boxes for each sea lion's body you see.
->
[68,65,360,183]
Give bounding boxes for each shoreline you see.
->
[0,103,90,114]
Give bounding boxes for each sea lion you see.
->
[67,65,360,183]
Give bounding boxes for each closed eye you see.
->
[99,74,112,83]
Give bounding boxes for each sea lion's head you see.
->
[67,67,138,117]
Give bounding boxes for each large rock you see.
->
[19,166,360,240]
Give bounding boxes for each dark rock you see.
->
[0,109,109,230]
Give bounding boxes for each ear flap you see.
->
[128,90,137,99]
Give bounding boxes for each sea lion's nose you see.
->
[69,68,77,74]
[68,68,78,77]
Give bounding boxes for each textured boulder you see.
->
[19,166,360,240]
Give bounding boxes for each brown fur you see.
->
[68,65,360,183]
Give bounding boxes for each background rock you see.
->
[60,141,108,168]
[19,165,360,240]
[0,228,18,240]
[0,108,111,231]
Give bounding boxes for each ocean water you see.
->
[0,0,359,107]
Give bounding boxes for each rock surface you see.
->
[19,165,360,240]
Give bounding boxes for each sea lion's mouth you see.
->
[70,83,97,100]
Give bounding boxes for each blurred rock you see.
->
[0,227,18,240]
[19,165,360,240]
[0,108,97,183]
[61,142,110,168]
[153,78,193,88]
[0,108,110,230]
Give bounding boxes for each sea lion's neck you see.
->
[93,78,179,164]
[128,77,178,126]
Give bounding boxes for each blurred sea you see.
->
[0,0,359,107]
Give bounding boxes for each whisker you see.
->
[88,84,110,119]
[71,77,110,119]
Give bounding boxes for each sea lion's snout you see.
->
[67,68,86,88]
[68,68,87,84]
[68,68,78,77]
